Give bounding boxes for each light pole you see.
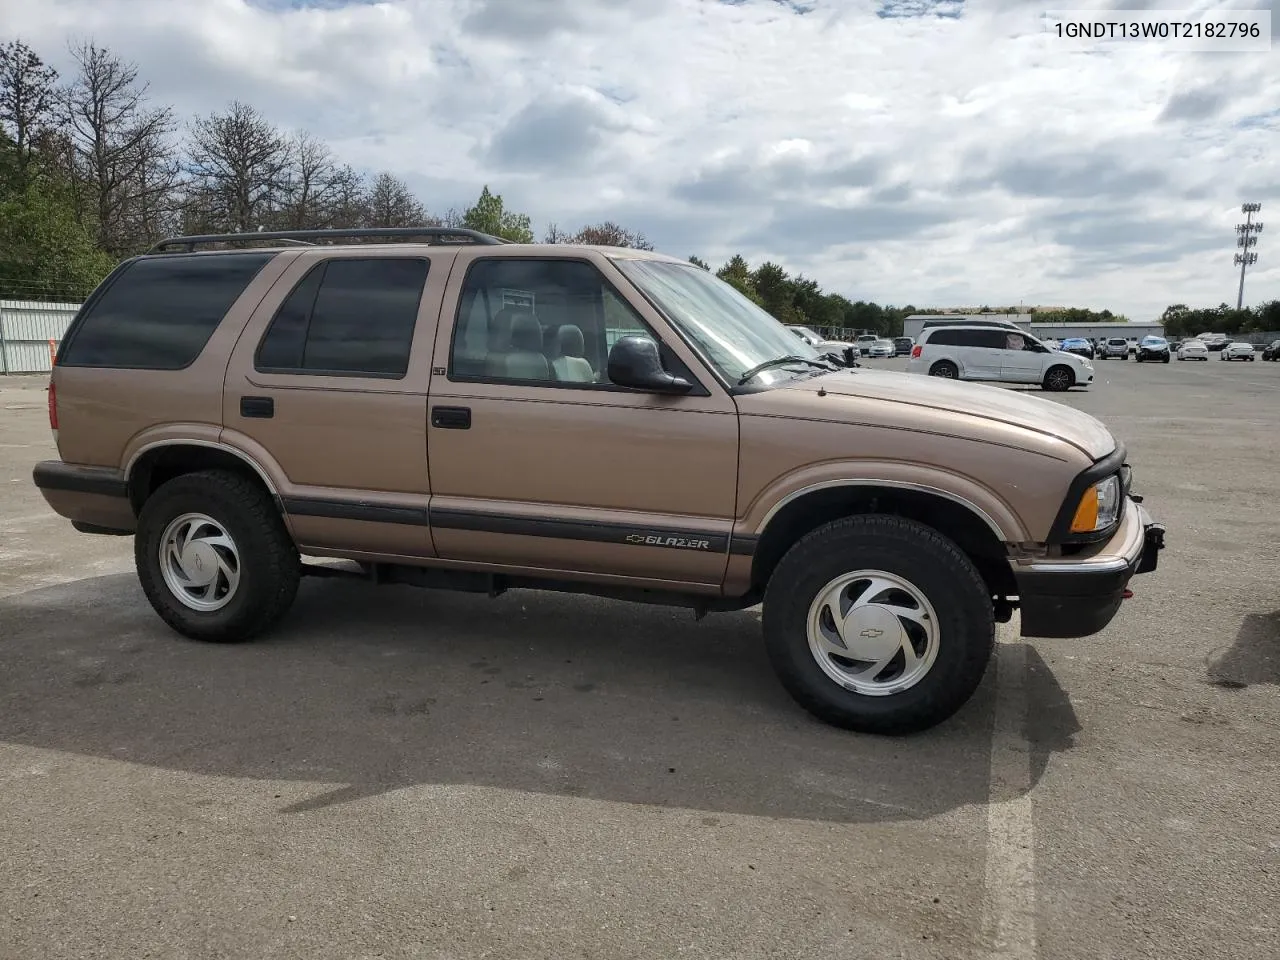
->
[1234,202,1263,310]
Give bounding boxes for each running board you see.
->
[299,560,759,619]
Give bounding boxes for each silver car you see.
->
[867,338,895,358]
[1101,337,1129,360]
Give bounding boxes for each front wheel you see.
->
[761,515,994,734]
[1163,356,1170,363]
[135,469,301,643]
[1043,365,1074,391]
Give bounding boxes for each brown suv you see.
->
[32,227,1166,734]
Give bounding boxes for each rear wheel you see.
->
[929,360,958,379]
[135,469,300,643]
[762,515,994,734]
[1043,365,1074,391]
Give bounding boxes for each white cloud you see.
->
[1,0,1277,318]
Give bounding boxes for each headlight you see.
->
[1070,473,1122,534]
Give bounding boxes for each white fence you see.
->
[0,300,81,374]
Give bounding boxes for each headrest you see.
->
[509,313,543,351]
[556,324,585,358]
[488,308,516,347]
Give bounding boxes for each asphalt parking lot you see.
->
[2,356,1278,960]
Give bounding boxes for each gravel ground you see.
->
[1,356,1277,960]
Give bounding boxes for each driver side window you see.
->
[449,258,655,387]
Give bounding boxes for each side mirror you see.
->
[607,335,693,394]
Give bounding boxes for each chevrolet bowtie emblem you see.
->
[859,628,884,638]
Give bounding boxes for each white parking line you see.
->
[982,624,1036,959]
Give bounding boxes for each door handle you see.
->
[240,396,274,419]
[431,405,471,429]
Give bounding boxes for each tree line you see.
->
[1158,301,1280,338]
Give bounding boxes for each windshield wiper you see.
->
[737,355,832,385]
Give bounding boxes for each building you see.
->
[901,314,1164,343]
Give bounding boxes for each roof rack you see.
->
[146,227,508,254]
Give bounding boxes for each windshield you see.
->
[1142,337,1166,345]
[790,325,822,341]
[612,258,823,384]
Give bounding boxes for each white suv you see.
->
[906,322,1094,392]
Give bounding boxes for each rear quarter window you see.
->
[58,252,275,370]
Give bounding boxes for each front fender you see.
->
[738,460,1031,544]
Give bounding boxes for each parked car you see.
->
[906,323,1093,391]
[1177,339,1209,360]
[1220,342,1255,361]
[893,336,914,357]
[32,226,1164,736]
[786,324,860,360]
[1101,337,1130,360]
[1060,337,1095,359]
[866,338,895,359]
[1135,336,1171,363]
[1262,339,1280,361]
[1197,332,1230,351]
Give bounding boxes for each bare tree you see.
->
[63,40,178,254]
[183,100,290,233]
[363,171,432,227]
[542,222,570,244]
[0,39,60,182]
[324,163,368,229]
[277,130,350,229]
[569,220,653,249]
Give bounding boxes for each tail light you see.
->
[910,345,922,358]
[47,379,58,431]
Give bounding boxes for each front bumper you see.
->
[1012,498,1165,639]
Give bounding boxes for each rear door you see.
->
[222,248,448,559]
[953,328,1004,379]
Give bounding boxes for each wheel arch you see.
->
[747,480,1021,602]
[928,356,962,376]
[125,439,281,518]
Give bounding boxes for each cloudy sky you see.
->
[3,0,1277,319]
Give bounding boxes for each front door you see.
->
[222,249,448,559]
[425,252,739,587]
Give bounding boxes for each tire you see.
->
[761,515,994,735]
[134,469,300,643]
[1043,365,1074,391]
[929,360,958,379]
[1163,356,1170,363]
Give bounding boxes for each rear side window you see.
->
[928,328,1004,348]
[58,253,274,369]
[255,257,429,378]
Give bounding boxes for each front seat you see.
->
[504,314,551,380]
[484,308,517,377]
[551,324,596,383]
